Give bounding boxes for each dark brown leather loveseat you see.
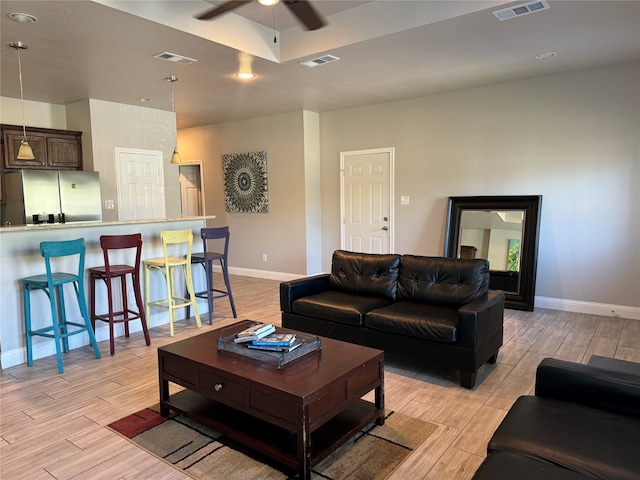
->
[280,250,505,388]
[472,358,640,479]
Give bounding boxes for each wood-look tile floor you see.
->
[1,274,639,479]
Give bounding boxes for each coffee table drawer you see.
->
[199,371,250,405]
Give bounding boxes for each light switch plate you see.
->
[400,196,410,205]
[105,200,115,209]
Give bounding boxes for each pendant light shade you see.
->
[17,140,35,160]
[10,41,35,161]
[165,75,181,165]
[170,148,181,165]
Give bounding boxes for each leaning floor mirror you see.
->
[443,195,542,311]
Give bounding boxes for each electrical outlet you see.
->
[105,199,115,209]
[400,196,410,206]
[262,253,268,262]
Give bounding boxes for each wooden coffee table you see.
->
[158,321,384,480]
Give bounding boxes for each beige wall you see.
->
[320,62,639,308]
[179,110,310,275]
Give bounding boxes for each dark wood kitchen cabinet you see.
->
[1,124,83,170]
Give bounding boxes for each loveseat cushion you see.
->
[488,395,640,480]
[292,290,394,326]
[330,250,400,301]
[397,255,489,306]
[365,301,458,343]
[472,452,594,480]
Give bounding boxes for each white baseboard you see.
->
[535,296,640,320]
[226,266,302,282]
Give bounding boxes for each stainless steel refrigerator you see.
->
[3,170,102,225]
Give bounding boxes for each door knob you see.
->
[382,226,388,231]
[383,217,388,221]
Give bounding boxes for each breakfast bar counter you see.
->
[0,216,214,370]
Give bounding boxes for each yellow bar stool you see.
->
[143,229,202,337]
[21,238,101,373]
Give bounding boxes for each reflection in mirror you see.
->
[444,196,542,311]
[459,210,525,294]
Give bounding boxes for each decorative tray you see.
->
[217,321,321,369]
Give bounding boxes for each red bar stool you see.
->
[89,234,150,355]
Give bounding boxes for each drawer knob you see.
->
[214,383,224,392]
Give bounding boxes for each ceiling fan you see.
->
[195,0,326,31]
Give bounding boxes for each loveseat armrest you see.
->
[280,274,331,313]
[535,358,640,418]
[456,290,505,349]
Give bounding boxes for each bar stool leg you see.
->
[56,285,71,354]
[184,264,202,328]
[144,265,151,327]
[205,259,214,324]
[23,284,34,367]
[106,276,116,355]
[166,266,176,337]
[133,270,151,346]
[51,285,66,374]
[75,281,101,360]
[121,276,130,338]
[220,258,237,317]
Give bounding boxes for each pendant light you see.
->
[165,75,181,165]
[9,41,35,160]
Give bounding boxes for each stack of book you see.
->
[248,333,300,352]
[233,323,301,352]
[233,323,276,343]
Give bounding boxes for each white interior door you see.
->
[179,164,203,216]
[340,147,394,254]
[115,148,165,220]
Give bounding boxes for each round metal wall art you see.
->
[223,151,268,213]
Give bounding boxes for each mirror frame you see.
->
[444,195,542,311]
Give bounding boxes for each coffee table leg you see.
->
[376,358,385,425]
[297,403,312,480]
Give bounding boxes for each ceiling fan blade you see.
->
[283,0,326,31]
[195,0,252,20]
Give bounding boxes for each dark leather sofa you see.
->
[472,358,640,480]
[280,250,505,388]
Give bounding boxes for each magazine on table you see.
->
[251,333,296,347]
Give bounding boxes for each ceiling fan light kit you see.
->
[195,0,326,31]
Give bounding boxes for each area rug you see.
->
[108,405,437,480]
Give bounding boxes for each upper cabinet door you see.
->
[47,136,82,169]
[4,130,47,168]
[2,125,82,170]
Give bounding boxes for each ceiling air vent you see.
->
[493,1,549,21]
[299,54,340,68]
[152,51,197,65]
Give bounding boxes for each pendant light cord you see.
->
[16,46,27,141]
[272,6,277,43]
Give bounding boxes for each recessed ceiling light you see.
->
[138,98,152,102]
[8,12,38,23]
[236,72,256,79]
[535,52,556,59]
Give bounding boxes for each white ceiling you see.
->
[1,1,639,129]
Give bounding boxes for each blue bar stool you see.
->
[22,238,101,373]
[187,226,237,324]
